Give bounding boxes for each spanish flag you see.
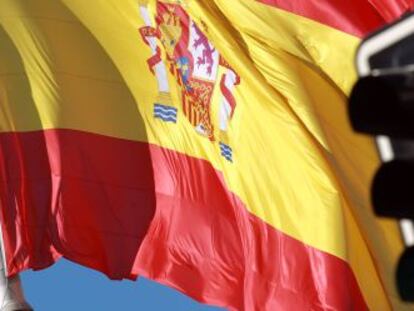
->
[0,0,412,310]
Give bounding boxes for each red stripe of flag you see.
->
[257,0,413,37]
[0,129,367,310]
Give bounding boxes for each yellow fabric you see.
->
[0,0,410,309]
[186,1,408,309]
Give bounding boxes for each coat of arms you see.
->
[138,0,239,161]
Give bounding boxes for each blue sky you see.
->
[21,259,225,311]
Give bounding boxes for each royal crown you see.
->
[160,6,180,27]
[157,6,182,52]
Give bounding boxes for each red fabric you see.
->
[257,0,414,37]
[0,129,367,310]
[0,130,156,278]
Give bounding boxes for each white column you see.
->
[140,6,170,93]
[219,70,237,132]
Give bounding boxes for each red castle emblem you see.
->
[138,0,239,160]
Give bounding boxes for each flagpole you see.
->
[0,222,32,311]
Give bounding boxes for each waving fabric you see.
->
[0,0,413,310]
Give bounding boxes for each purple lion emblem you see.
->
[193,24,215,75]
